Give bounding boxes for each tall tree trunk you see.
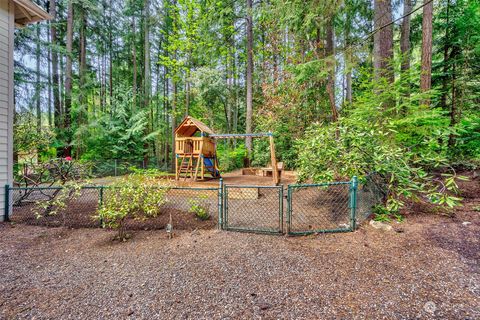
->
[441,0,451,110]
[144,0,151,108]
[132,16,137,113]
[233,46,238,148]
[245,0,253,162]
[345,10,352,105]
[326,18,338,122]
[373,0,394,83]
[79,6,87,127]
[171,62,177,171]
[169,0,178,171]
[59,55,65,116]
[108,0,113,104]
[64,0,74,157]
[50,0,61,129]
[163,67,169,167]
[144,0,151,164]
[47,24,52,127]
[400,0,412,100]
[185,72,190,116]
[35,25,41,134]
[420,0,433,106]
[448,49,457,147]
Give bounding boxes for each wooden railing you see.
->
[176,137,204,154]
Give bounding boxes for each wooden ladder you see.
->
[181,154,195,181]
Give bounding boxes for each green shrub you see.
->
[452,116,480,162]
[188,194,211,220]
[372,205,403,222]
[33,181,86,224]
[95,174,171,239]
[296,72,466,214]
[217,143,246,172]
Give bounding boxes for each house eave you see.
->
[13,0,52,27]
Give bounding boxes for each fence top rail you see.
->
[225,184,283,189]
[8,185,219,191]
[288,181,352,188]
[10,186,67,190]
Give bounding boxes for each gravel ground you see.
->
[0,180,479,319]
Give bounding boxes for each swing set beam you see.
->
[209,132,273,139]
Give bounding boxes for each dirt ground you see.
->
[0,173,479,319]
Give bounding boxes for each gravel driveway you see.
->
[0,199,479,319]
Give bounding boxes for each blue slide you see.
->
[203,157,220,177]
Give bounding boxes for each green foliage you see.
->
[28,159,92,223]
[79,86,153,161]
[14,112,55,161]
[189,67,227,130]
[296,69,465,213]
[16,158,91,187]
[95,174,171,239]
[452,116,480,161]
[188,194,210,220]
[217,143,246,172]
[372,205,403,223]
[33,181,86,222]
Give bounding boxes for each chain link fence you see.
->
[6,185,218,231]
[223,185,283,234]
[286,177,384,235]
[5,176,382,235]
[356,173,387,224]
[88,158,168,177]
[287,182,353,235]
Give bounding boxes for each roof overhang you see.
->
[13,0,52,28]
[175,116,215,137]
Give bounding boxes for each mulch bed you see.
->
[0,172,478,319]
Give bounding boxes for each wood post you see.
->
[194,155,201,181]
[175,155,179,180]
[184,155,193,181]
[269,135,279,185]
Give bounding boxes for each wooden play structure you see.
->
[175,116,220,181]
[174,116,280,184]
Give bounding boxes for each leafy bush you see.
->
[33,181,86,224]
[217,143,246,172]
[14,111,55,162]
[188,194,211,220]
[95,174,171,239]
[296,71,466,214]
[372,205,403,222]
[452,116,480,162]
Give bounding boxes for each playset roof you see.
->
[175,116,215,137]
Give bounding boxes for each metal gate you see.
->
[286,179,357,235]
[222,185,283,234]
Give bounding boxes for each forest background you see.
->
[14,0,480,212]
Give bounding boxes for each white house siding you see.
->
[0,0,13,221]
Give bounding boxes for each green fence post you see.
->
[4,184,10,222]
[99,186,104,227]
[224,186,228,230]
[286,186,291,235]
[218,178,223,230]
[350,176,358,231]
[279,186,284,234]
